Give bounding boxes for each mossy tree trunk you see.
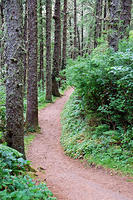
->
[23,1,27,91]
[69,17,73,59]
[119,0,132,39]
[73,0,77,59]
[62,0,68,70]
[26,0,38,129]
[108,0,119,51]
[38,0,44,91]
[52,0,61,97]
[94,0,103,48]
[46,0,52,101]
[0,0,4,71]
[81,3,84,56]
[3,0,25,156]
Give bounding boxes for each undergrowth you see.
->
[61,40,133,176]
[61,93,133,176]
[0,144,56,200]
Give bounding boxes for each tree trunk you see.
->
[81,3,84,56]
[94,0,103,48]
[23,1,27,91]
[69,17,73,59]
[3,0,25,156]
[52,0,61,97]
[119,0,132,39]
[62,0,68,69]
[73,0,77,59]
[26,0,38,129]
[46,0,52,101]
[0,1,4,71]
[39,0,44,91]
[108,0,119,51]
[103,0,107,31]
[77,27,81,56]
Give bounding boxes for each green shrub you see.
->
[66,43,133,130]
[63,42,133,174]
[61,94,133,175]
[0,145,56,200]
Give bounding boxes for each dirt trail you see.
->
[27,89,133,200]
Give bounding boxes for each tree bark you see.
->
[46,0,52,101]
[103,0,107,31]
[108,0,119,51]
[3,0,25,156]
[69,17,73,59]
[0,1,4,71]
[23,1,27,91]
[119,0,132,39]
[52,0,61,97]
[73,0,77,59]
[81,3,84,56]
[77,27,81,56]
[94,0,103,48]
[62,0,68,69]
[39,0,44,91]
[26,0,38,129]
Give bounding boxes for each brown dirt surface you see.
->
[27,88,133,200]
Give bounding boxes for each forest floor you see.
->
[27,88,133,200]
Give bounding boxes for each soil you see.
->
[27,88,133,200]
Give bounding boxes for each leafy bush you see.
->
[0,145,56,200]
[66,44,133,130]
[61,94,133,175]
[62,41,133,175]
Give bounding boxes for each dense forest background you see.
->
[0,0,133,199]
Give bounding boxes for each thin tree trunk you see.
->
[69,17,73,59]
[94,0,103,48]
[62,0,68,69]
[46,0,52,101]
[81,3,84,56]
[77,27,81,56]
[73,0,77,59]
[108,0,119,51]
[103,0,107,31]
[39,0,44,91]
[26,0,38,129]
[0,1,4,71]
[52,0,61,97]
[3,0,25,156]
[119,0,132,39]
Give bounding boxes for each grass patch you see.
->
[24,134,36,152]
[61,93,133,176]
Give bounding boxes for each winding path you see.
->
[27,89,133,200]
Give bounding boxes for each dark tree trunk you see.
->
[0,1,4,71]
[108,0,119,51]
[62,0,68,69]
[23,1,27,91]
[73,0,77,59]
[81,3,84,56]
[26,0,38,129]
[94,0,103,48]
[103,0,107,31]
[69,17,73,59]
[52,0,61,97]
[77,27,81,56]
[3,0,25,156]
[39,0,44,91]
[46,0,52,101]
[119,0,132,39]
